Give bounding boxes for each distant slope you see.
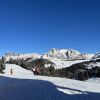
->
[50,59,89,69]
[92,53,100,59]
[4,53,41,62]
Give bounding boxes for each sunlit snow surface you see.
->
[0,64,100,100]
[2,64,34,79]
[50,59,89,69]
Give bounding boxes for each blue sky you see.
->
[0,0,100,56]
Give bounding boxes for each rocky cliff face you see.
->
[42,48,94,60]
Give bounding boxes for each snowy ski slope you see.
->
[0,64,100,100]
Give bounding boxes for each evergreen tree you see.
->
[0,58,5,73]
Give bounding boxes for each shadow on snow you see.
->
[0,76,100,100]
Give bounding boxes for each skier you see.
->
[10,68,13,75]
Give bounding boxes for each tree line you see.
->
[6,58,100,81]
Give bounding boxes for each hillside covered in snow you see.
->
[3,48,96,69]
[4,52,41,61]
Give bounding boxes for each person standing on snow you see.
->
[10,68,13,75]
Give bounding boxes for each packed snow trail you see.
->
[0,64,100,100]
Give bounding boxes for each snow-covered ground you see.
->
[85,62,100,69]
[2,64,34,79]
[0,64,100,100]
[86,78,100,84]
[50,59,89,69]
